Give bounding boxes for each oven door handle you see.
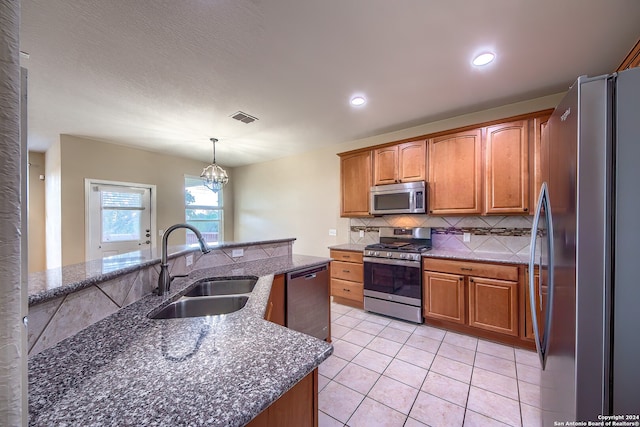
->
[363,257,421,268]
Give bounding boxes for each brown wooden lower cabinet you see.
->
[423,257,535,349]
[246,369,318,427]
[468,276,518,336]
[423,271,465,324]
[329,249,364,309]
[524,267,545,340]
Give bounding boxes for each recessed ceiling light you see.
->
[472,52,495,66]
[350,96,366,107]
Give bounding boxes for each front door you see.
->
[86,180,154,261]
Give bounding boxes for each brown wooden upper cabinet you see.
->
[428,129,482,215]
[484,120,530,214]
[532,115,550,209]
[340,150,372,217]
[617,39,640,71]
[338,109,553,218]
[373,140,426,185]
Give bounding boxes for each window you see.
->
[185,176,223,245]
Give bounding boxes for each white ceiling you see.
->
[20,0,640,167]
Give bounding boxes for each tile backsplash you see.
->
[350,215,533,257]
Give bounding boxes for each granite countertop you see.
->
[423,248,530,265]
[328,243,367,252]
[28,237,296,305]
[28,254,333,427]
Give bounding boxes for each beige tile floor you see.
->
[319,302,542,427]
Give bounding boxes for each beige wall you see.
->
[44,140,62,269]
[28,152,46,272]
[233,148,349,257]
[50,135,234,267]
[233,93,566,257]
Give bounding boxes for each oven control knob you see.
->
[386,252,392,257]
[400,253,406,259]
[374,251,380,256]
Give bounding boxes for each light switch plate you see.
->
[158,229,164,237]
[232,248,244,258]
[359,230,365,237]
[463,232,471,242]
[186,254,193,266]
[329,229,337,236]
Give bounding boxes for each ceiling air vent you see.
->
[230,111,259,124]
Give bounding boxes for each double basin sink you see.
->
[149,277,258,319]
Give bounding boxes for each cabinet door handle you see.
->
[470,278,474,283]
[343,255,351,259]
[343,270,350,273]
[524,207,529,212]
[343,288,351,292]
[460,267,473,271]
[459,277,464,281]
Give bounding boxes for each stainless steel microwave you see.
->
[370,181,426,215]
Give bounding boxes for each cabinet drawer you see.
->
[423,258,518,281]
[331,261,363,282]
[331,278,363,302]
[330,250,363,263]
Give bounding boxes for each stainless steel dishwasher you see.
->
[286,263,330,341]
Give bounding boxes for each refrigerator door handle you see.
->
[541,184,555,370]
[529,183,547,369]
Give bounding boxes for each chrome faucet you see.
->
[157,223,211,296]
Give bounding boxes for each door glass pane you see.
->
[102,210,141,242]
[102,190,143,208]
[100,189,145,243]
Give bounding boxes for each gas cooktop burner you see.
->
[367,242,408,249]
[364,227,432,262]
[365,243,431,252]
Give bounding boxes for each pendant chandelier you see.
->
[201,138,229,192]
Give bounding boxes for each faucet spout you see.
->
[157,223,211,296]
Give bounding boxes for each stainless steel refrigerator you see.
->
[529,67,640,425]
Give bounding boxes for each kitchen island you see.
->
[28,244,333,426]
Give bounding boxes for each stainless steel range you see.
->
[363,227,431,323]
